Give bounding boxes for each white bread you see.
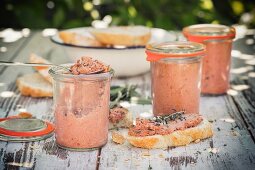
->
[127,119,213,149]
[109,110,133,129]
[59,31,102,47]
[29,53,52,84]
[112,131,126,144]
[16,73,53,97]
[90,26,151,46]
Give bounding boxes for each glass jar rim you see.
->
[146,41,205,61]
[183,24,235,36]
[49,64,113,80]
[183,24,235,42]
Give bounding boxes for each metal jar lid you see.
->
[146,41,206,61]
[0,118,54,142]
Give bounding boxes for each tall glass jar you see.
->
[146,42,206,116]
[183,24,236,95]
[49,65,112,151]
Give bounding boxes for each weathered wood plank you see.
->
[98,97,255,170]
[0,32,99,170]
[99,30,255,169]
[228,32,255,141]
[0,31,34,73]
[0,30,255,170]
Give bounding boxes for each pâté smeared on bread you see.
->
[127,112,213,149]
[109,106,133,129]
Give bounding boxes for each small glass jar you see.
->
[146,42,206,116]
[183,24,236,95]
[49,65,112,151]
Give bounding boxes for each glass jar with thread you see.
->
[49,64,112,151]
[146,42,206,116]
[183,24,236,95]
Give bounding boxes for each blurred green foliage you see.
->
[1,0,254,29]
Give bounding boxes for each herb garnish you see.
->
[152,111,185,124]
[110,85,151,108]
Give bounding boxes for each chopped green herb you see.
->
[110,85,151,108]
[152,111,185,124]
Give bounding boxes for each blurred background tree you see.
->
[0,0,254,29]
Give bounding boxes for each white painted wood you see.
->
[99,97,255,170]
[0,32,99,170]
[0,30,255,170]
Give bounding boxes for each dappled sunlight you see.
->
[5,162,33,169]
[0,47,7,52]
[231,50,242,58]
[245,59,255,65]
[0,29,22,43]
[231,50,254,60]
[18,108,27,112]
[16,104,27,112]
[227,89,238,96]
[246,38,254,45]
[0,28,30,43]
[139,112,153,119]
[42,28,57,37]
[0,83,5,87]
[220,118,235,123]
[248,72,255,78]
[22,28,30,37]
[239,54,254,60]
[230,66,253,74]
[233,25,247,39]
[231,84,250,91]
[0,91,15,98]
[227,84,250,96]
[120,101,132,108]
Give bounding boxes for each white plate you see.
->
[51,27,176,77]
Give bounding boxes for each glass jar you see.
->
[146,42,205,116]
[49,65,112,151]
[183,24,236,95]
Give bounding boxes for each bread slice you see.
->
[59,31,102,47]
[109,110,133,129]
[127,119,213,149]
[29,53,52,84]
[112,131,126,144]
[16,73,53,97]
[90,26,151,46]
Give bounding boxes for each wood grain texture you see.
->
[0,31,35,74]
[0,30,254,170]
[0,31,99,170]
[99,97,255,170]
[228,33,255,141]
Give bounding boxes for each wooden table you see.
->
[0,29,254,170]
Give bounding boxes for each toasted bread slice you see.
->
[17,73,53,97]
[127,119,213,149]
[109,110,133,129]
[29,53,52,84]
[90,26,151,46]
[59,31,102,47]
[112,131,126,144]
